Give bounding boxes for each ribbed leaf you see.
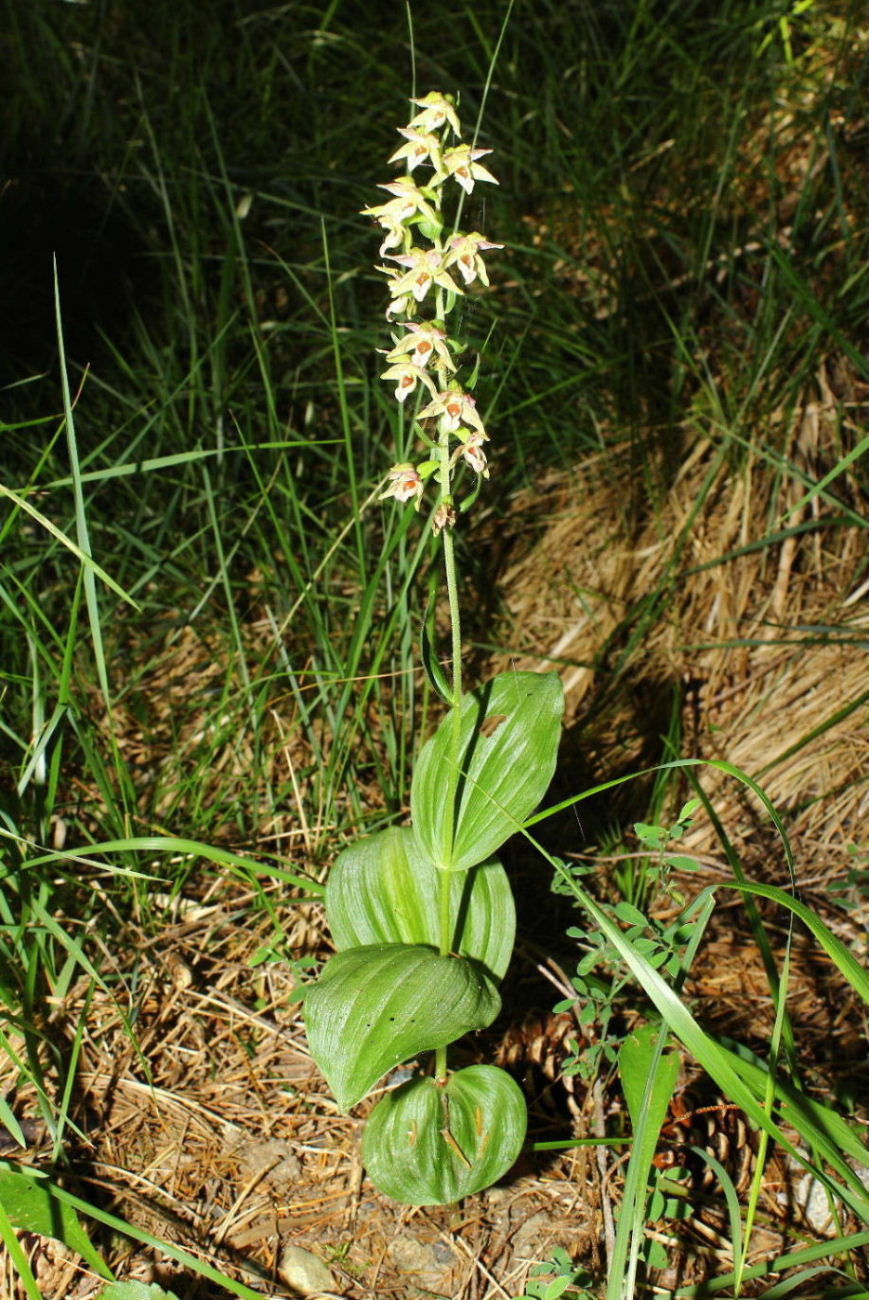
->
[411,672,564,871]
[305,945,501,1111]
[362,1065,527,1205]
[326,827,515,979]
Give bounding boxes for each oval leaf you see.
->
[362,1065,527,1204]
[326,827,515,979]
[411,672,564,871]
[305,944,501,1110]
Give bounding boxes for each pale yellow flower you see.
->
[361,176,438,226]
[388,248,463,304]
[376,266,415,320]
[451,431,490,477]
[385,322,456,372]
[417,387,486,437]
[444,232,503,286]
[380,463,425,507]
[389,128,443,172]
[438,145,498,195]
[407,92,462,138]
[379,359,438,403]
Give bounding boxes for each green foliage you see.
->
[362,1065,527,1205]
[95,1286,181,1300]
[619,1025,681,1168]
[518,1248,595,1300]
[530,755,868,1295]
[305,943,501,1111]
[0,1162,111,1279]
[554,800,709,1085]
[411,672,565,872]
[307,669,564,1198]
[326,827,515,979]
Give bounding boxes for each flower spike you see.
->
[366,91,500,514]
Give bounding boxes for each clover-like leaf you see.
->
[411,671,564,871]
[305,944,501,1110]
[326,827,515,980]
[362,1065,527,1204]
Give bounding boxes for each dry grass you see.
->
[497,364,866,882]
[3,891,607,1299]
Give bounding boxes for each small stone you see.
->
[388,1236,439,1273]
[278,1244,336,1295]
[230,1135,301,1186]
[511,1211,555,1263]
[388,1234,455,1286]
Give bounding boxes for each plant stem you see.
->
[434,425,465,1084]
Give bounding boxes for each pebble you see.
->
[278,1244,336,1295]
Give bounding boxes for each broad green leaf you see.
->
[305,944,501,1110]
[326,827,515,979]
[411,672,564,871]
[362,1065,527,1204]
[0,1162,111,1278]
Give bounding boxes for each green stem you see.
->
[429,193,466,1084]
[434,416,465,1084]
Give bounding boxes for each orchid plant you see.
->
[304,92,564,1206]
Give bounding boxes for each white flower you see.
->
[444,232,503,286]
[385,291,414,321]
[376,266,415,320]
[380,463,425,507]
[379,360,438,403]
[361,176,438,227]
[417,387,486,437]
[452,431,490,477]
[406,92,462,138]
[375,216,408,258]
[438,145,498,194]
[389,128,443,172]
[388,247,463,304]
[385,322,456,372]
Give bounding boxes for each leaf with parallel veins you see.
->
[362,1065,527,1205]
[326,827,515,980]
[304,944,501,1111]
